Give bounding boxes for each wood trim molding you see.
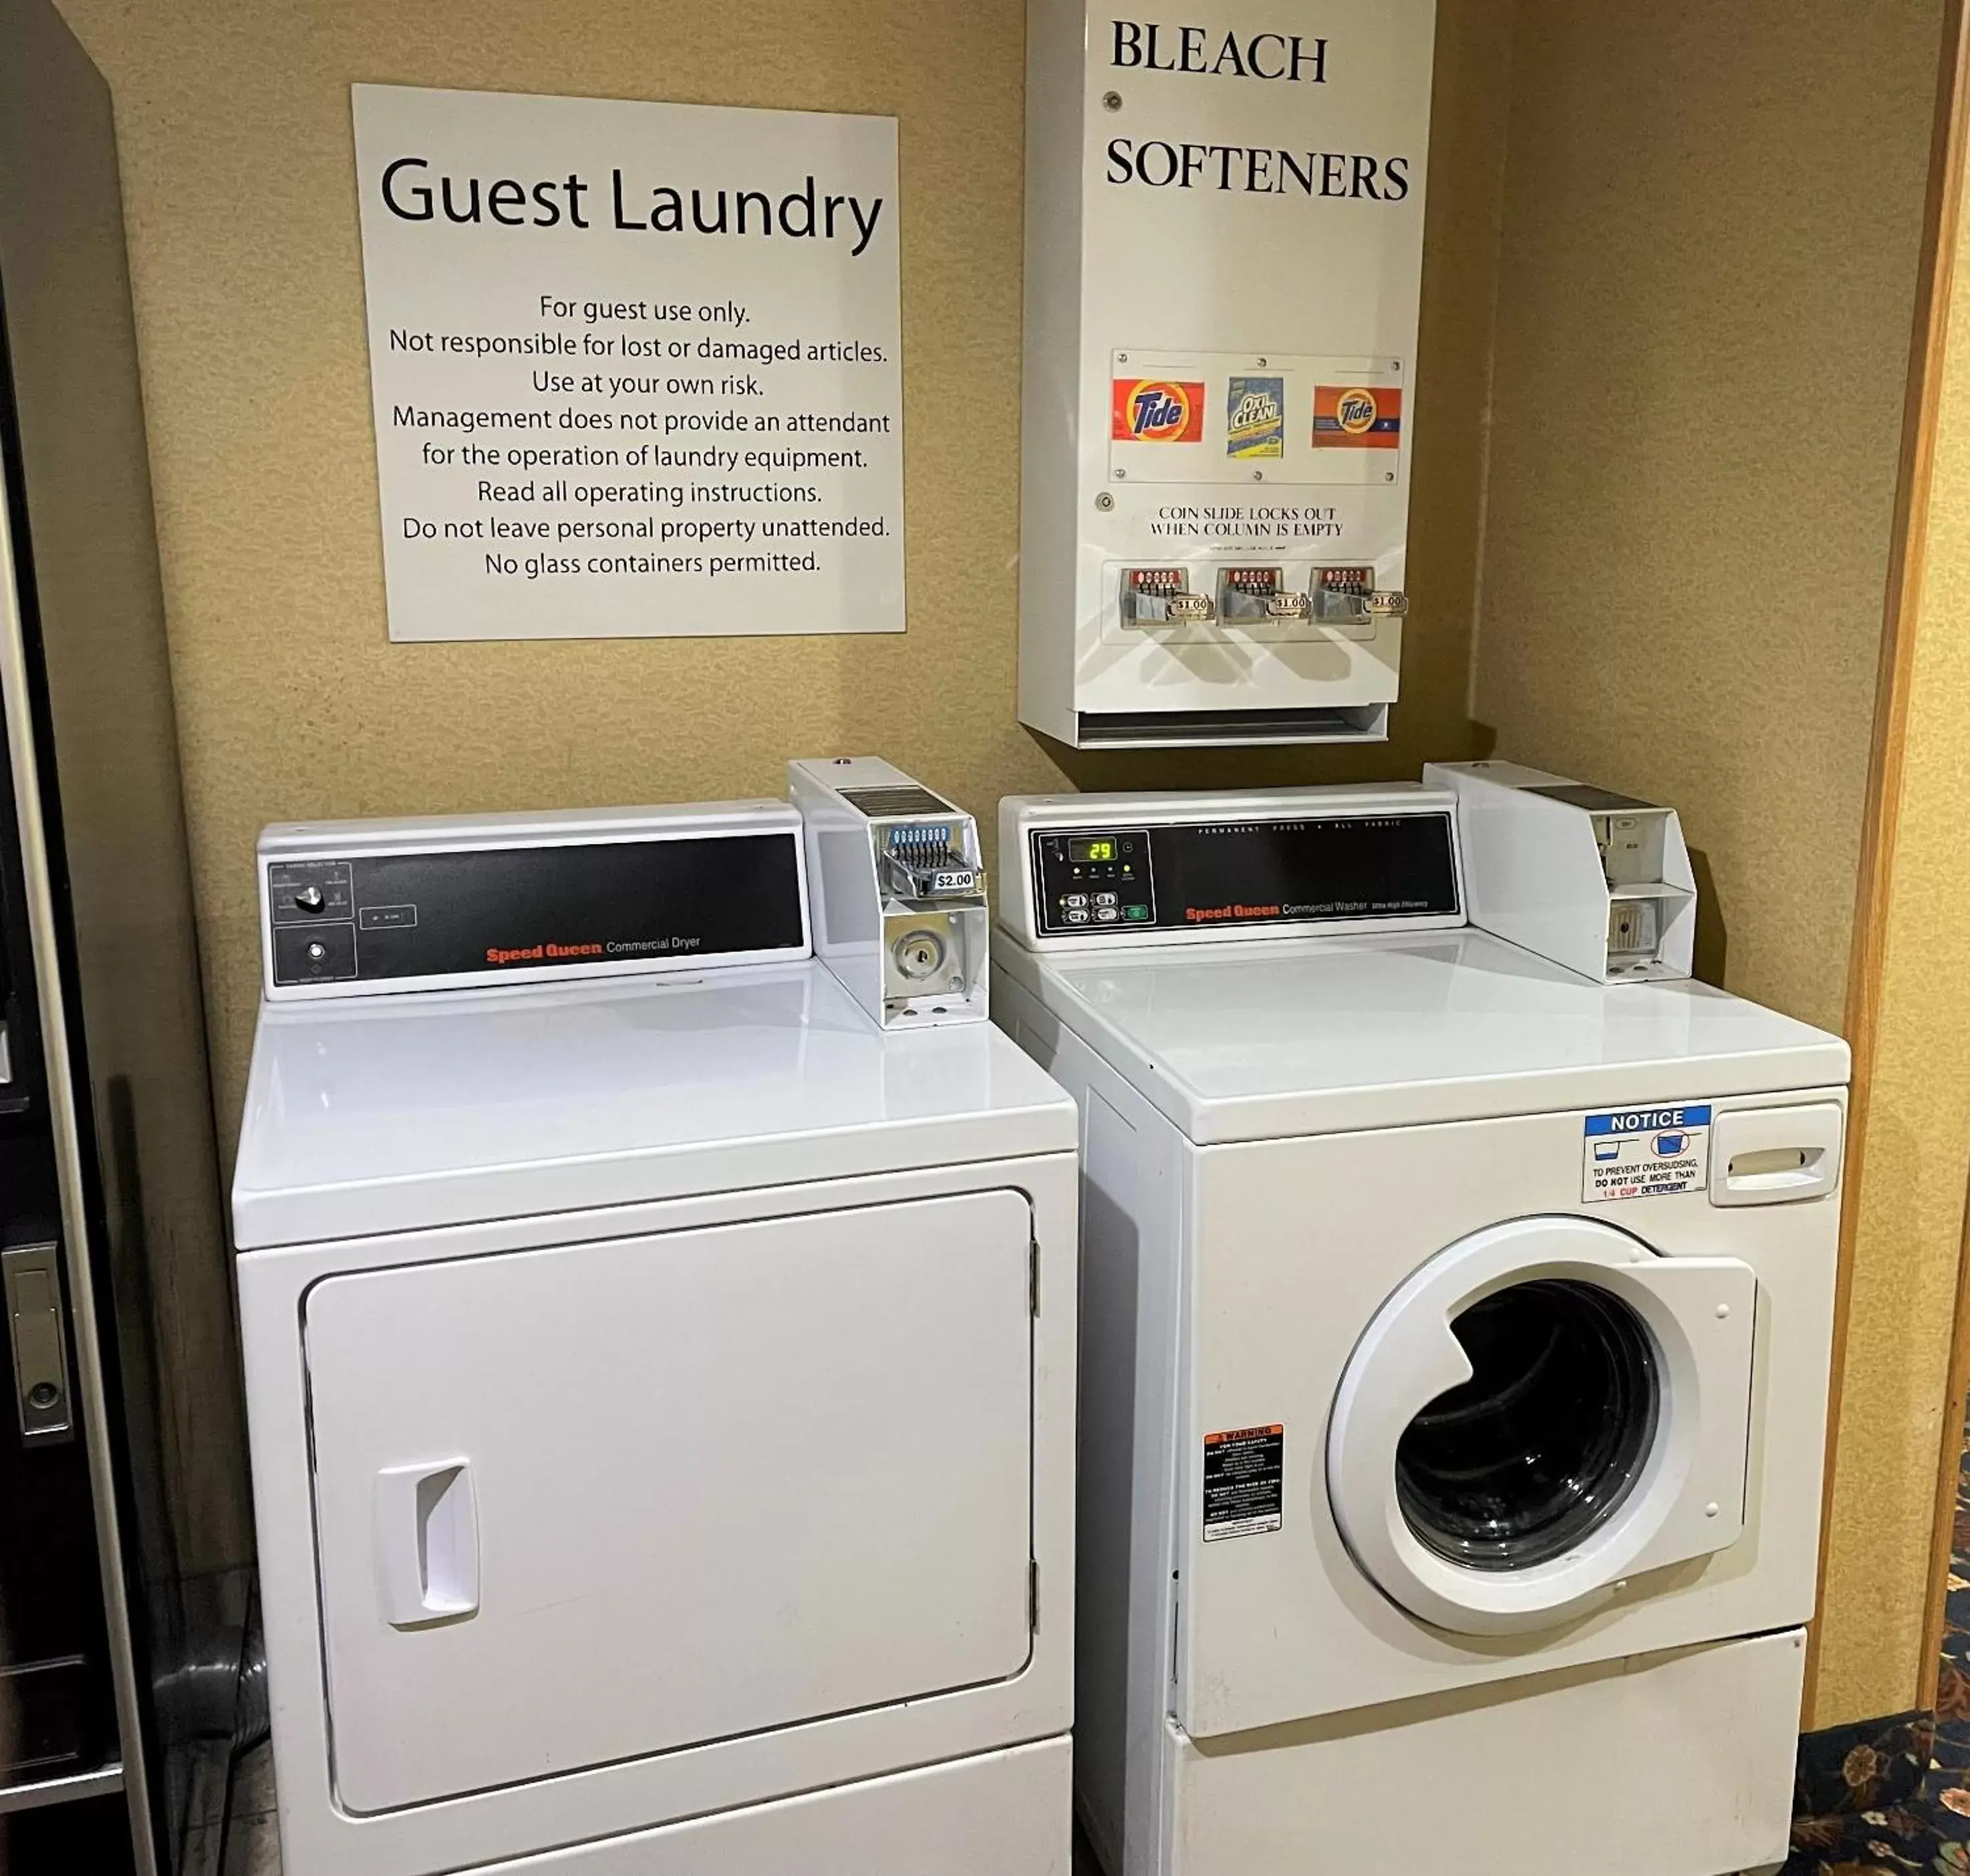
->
[1804,0,1970,1723]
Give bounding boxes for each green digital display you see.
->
[1070,836,1117,864]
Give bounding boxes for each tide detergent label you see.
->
[1226,375,1285,458]
[1112,378,1206,442]
[1313,384,1403,448]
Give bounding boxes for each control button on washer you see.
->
[1095,907,1121,923]
[1094,891,1118,907]
[1063,893,1089,909]
[1064,909,1091,925]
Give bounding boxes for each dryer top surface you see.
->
[993,927,1848,1143]
[232,961,1074,1249]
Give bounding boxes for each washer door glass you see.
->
[1395,1278,1659,1571]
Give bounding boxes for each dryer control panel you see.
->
[257,802,811,1001]
[1001,786,1467,951]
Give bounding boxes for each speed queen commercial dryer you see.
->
[232,796,1077,1876]
[991,783,1846,1876]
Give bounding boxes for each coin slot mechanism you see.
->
[789,758,992,1028]
[1218,567,1307,623]
[1121,567,1215,628]
[1427,762,1699,983]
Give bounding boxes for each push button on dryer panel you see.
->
[273,921,357,985]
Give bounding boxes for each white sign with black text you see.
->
[351,84,904,641]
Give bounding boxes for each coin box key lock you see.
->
[889,919,953,985]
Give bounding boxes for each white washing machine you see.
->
[990,783,1848,1876]
[233,796,1078,1876]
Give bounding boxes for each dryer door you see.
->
[1326,1216,1755,1635]
[303,1189,1037,1814]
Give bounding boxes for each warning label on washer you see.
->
[1582,1104,1713,1203]
[1202,1424,1284,1541]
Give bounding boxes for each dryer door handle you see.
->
[374,1459,479,1629]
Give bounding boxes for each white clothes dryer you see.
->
[233,800,1078,1876]
[992,783,1847,1876]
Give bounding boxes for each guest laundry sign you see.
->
[350,84,905,641]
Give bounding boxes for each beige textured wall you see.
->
[1471,3,1945,1722]
[1818,143,1970,1727]
[56,0,1508,1152]
[1474,1,1939,1033]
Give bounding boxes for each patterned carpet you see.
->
[1783,1396,1970,1874]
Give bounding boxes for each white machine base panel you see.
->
[471,1736,1069,1873]
[1159,1631,1801,1876]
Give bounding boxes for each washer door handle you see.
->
[374,1459,479,1629]
[1709,1103,1843,1207]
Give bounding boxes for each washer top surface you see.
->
[993,925,1848,1144]
[233,960,1075,1249]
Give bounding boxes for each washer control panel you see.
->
[1033,831,1155,931]
[1003,786,1469,950]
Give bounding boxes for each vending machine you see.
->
[0,2,251,1867]
[1019,0,1438,748]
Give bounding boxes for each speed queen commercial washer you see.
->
[233,798,1077,1876]
[992,783,1846,1876]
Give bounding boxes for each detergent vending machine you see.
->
[1019,0,1437,748]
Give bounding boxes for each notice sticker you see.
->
[1582,1104,1713,1203]
[1202,1424,1284,1541]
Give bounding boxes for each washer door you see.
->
[1326,1216,1756,1635]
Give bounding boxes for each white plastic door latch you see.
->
[1708,1103,1843,1208]
[374,1459,479,1628]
